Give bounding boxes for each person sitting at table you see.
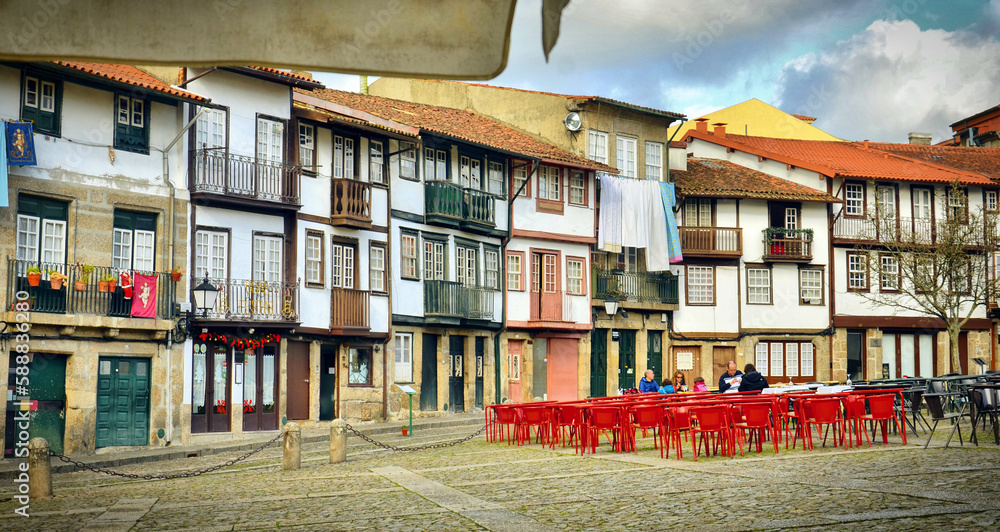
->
[693,376,709,392]
[718,361,743,392]
[659,378,676,394]
[674,372,689,392]
[740,363,769,392]
[638,369,659,393]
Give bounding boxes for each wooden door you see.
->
[713,346,735,387]
[191,343,230,433]
[590,329,608,398]
[475,337,485,409]
[672,346,701,391]
[618,330,636,390]
[547,338,578,401]
[647,331,663,383]
[449,336,465,412]
[959,331,969,374]
[508,339,523,403]
[532,252,561,320]
[243,345,278,431]
[95,357,150,447]
[286,340,310,421]
[421,334,438,411]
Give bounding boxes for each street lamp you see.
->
[192,275,219,316]
[604,298,619,317]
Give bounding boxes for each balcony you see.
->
[679,226,742,258]
[528,290,584,323]
[424,280,497,322]
[833,215,984,247]
[762,228,813,262]
[331,179,372,228]
[331,288,369,332]
[200,278,299,323]
[424,181,496,233]
[191,148,300,209]
[592,269,679,308]
[6,259,175,320]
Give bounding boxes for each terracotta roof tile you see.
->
[55,62,206,103]
[674,158,839,203]
[792,113,817,123]
[247,66,315,83]
[685,131,993,186]
[864,142,1000,182]
[302,88,617,172]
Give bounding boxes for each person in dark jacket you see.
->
[638,369,659,393]
[718,361,743,392]
[740,363,769,392]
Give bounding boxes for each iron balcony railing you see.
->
[762,227,813,260]
[200,278,299,322]
[331,178,372,227]
[424,181,496,229]
[424,280,496,321]
[679,226,742,256]
[192,148,300,204]
[331,288,369,329]
[592,268,679,305]
[7,259,175,319]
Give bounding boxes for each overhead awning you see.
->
[0,0,567,80]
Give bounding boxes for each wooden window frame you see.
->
[332,131,359,180]
[985,189,999,213]
[616,135,638,178]
[329,238,357,290]
[423,146,449,182]
[21,71,62,137]
[422,233,447,281]
[347,345,374,387]
[487,160,505,196]
[484,246,500,290]
[844,181,866,218]
[588,129,609,164]
[369,138,387,186]
[879,253,901,293]
[194,226,231,282]
[507,251,525,291]
[456,244,479,286]
[745,264,772,305]
[568,169,588,206]
[304,230,325,287]
[298,121,317,176]
[394,333,413,383]
[114,93,150,154]
[400,230,419,280]
[798,266,825,306]
[511,161,532,199]
[847,251,869,292]
[685,264,716,306]
[756,341,816,380]
[397,140,419,182]
[946,187,969,224]
[536,165,564,214]
[682,198,715,227]
[645,140,663,181]
[567,256,587,296]
[369,242,387,294]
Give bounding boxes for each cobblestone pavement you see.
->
[1,420,998,531]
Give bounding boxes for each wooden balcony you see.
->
[462,188,496,231]
[592,269,679,308]
[424,280,497,322]
[191,148,300,210]
[762,228,813,262]
[201,278,299,323]
[833,216,943,246]
[679,226,742,257]
[424,181,496,234]
[331,179,372,229]
[331,288,369,332]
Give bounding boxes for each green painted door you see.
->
[4,353,67,456]
[590,329,608,398]
[647,331,663,383]
[618,330,636,391]
[96,357,150,448]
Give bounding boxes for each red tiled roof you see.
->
[302,88,618,172]
[792,114,817,124]
[55,62,206,103]
[247,66,315,83]
[675,158,839,203]
[864,142,1000,182]
[685,131,993,186]
[949,103,1000,129]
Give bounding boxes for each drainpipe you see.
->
[161,105,207,444]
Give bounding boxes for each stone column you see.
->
[330,418,347,463]
[283,422,300,470]
[28,437,52,499]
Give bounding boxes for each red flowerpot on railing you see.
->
[27,272,41,287]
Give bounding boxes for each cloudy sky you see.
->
[315,0,1000,144]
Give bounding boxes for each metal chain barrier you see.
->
[49,430,286,480]
[344,422,487,452]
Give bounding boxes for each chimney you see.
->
[695,118,709,134]
[908,132,932,145]
[712,122,727,139]
[360,75,369,95]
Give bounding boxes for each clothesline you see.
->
[596,172,682,269]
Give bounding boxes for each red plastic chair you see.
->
[859,394,903,445]
[733,402,778,455]
[690,405,733,460]
[801,398,846,450]
[629,405,664,452]
[842,395,869,448]
[584,407,626,453]
[491,405,518,445]
[516,405,552,446]
[664,406,693,460]
[551,405,586,452]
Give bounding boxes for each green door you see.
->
[4,353,67,456]
[96,357,150,447]
[647,331,663,383]
[590,329,608,398]
[618,330,636,391]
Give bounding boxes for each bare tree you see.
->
[855,181,999,373]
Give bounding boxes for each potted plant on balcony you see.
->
[48,270,68,290]
[170,267,185,282]
[401,425,409,436]
[26,265,42,287]
[107,274,118,292]
[74,263,94,292]
[98,274,115,293]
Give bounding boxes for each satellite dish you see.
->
[564,111,582,132]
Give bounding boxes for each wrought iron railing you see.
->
[200,278,299,322]
[331,179,372,226]
[679,226,742,255]
[6,259,175,319]
[331,288,369,328]
[592,269,679,305]
[192,148,300,204]
[762,227,813,259]
[424,280,496,320]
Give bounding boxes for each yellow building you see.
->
[669,98,843,142]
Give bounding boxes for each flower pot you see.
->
[108,279,118,292]
[27,272,41,287]
[171,272,182,282]
[98,281,109,293]
[401,427,409,436]
[50,278,64,290]
[74,280,87,292]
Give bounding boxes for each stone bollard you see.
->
[28,437,53,500]
[283,422,300,470]
[330,418,347,464]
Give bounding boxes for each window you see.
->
[845,182,864,216]
[876,184,896,217]
[538,166,561,201]
[298,123,315,171]
[507,252,523,291]
[770,343,784,378]
[305,231,324,286]
[880,254,899,291]
[333,134,356,179]
[847,253,867,291]
[569,171,586,205]
[799,268,823,305]
[488,161,504,195]
[755,344,768,375]
[686,265,714,305]
[460,155,482,189]
[567,258,585,295]
[683,198,712,227]
[947,188,968,223]
[616,136,637,178]
[915,255,935,291]
[457,245,478,286]
[394,333,413,382]
[256,117,284,165]
[252,234,282,283]
[196,108,226,149]
[617,247,640,272]
[370,243,386,292]
[195,230,228,280]
[398,141,417,180]
[348,347,372,385]
[330,242,356,289]
[485,248,499,290]
[424,147,448,181]
[21,74,61,136]
[755,342,815,380]
[987,190,998,212]
[645,141,663,181]
[423,238,446,281]
[115,94,149,153]
[369,140,385,184]
[112,210,156,272]
[912,187,932,221]
[16,195,68,268]
[588,130,608,164]
[746,267,771,304]
[512,164,530,197]
[948,257,971,294]
[400,231,418,279]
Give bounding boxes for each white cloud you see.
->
[774,18,1000,142]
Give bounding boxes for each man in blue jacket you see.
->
[639,369,659,393]
[718,361,743,392]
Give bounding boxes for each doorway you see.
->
[4,353,66,456]
[531,252,561,320]
[508,339,523,403]
[475,337,484,409]
[243,345,279,431]
[286,340,310,421]
[590,329,607,397]
[449,335,465,412]
[647,331,663,383]
[319,344,338,421]
[421,334,438,411]
[847,330,864,381]
[673,346,701,392]
[713,346,735,386]
[618,330,636,390]
[191,343,230,433]
[95,357,150,447]
[547,338,578,401]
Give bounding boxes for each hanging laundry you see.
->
[660,182,684,263]
[5,122,36,166]
[597,174,673,271]
[597,172,622,253]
